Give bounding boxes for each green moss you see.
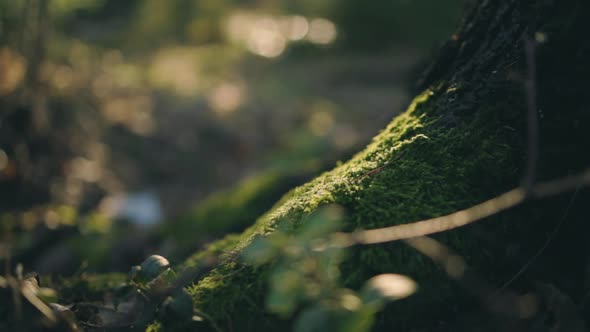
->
[175,87,525,331]
[146,321,162,332]
[183,233,241,269]
[165,167,316,255]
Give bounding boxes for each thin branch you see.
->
[352,189,526,245]
[20,281,57,324]
[331,168,590,247]
[523,35,539,191]
[404,236,526,319]
[403,237,466,279]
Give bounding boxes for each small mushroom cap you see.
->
[140,255,170,280]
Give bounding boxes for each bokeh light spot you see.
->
[282,15,309,41]
[247,18,287,58]
[0,48,26,96]
[308,111,335,137]
[0,149,8,172]
[307,18,337,45]
[208,82,245,115]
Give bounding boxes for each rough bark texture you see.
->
[149,0,590,331]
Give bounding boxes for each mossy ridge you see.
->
[165,167,316,255]
[170,86,523,332]
[183,234,241,269]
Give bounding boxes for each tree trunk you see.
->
[162,0,590,331]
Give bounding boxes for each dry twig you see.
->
[330,168,590,247]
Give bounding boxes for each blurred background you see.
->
[0,0,467,275]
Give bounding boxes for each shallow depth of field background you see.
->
[0,0,466,274]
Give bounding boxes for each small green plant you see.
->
[130,255,175,286]
[124,255,197,326]
[243,205,418,332]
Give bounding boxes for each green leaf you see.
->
[299,205,344,240]
[242,236,280,265]
[266,290,298,316]
[341,307,376,332]
[146,267,177,292]
[294,306,335,332]
[270,266,304,294]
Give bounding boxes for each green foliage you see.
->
[243,206,346,316]
[243,205,418,332]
